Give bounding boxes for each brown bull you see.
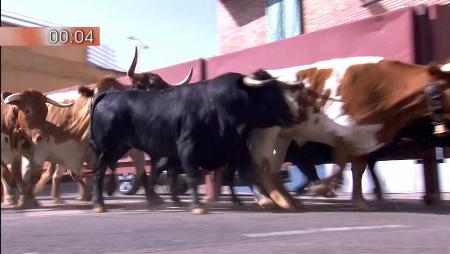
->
[1,91,72,208]
[255,57,450,209]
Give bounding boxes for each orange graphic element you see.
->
[0,27,100,46]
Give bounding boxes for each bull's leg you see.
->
[34,163,56,195]
[232,141,272,208]
[239,163,272,208]
[251,128,294,209]
[185,171,203,215]
[18,158,40,209]
[2,156,23,205]
[267,136,297,209]
[51,165,65,204]
[224,167,242,206]
[104,168,117,197]
[167,168,182,205]
[70,170,90,201]
[294,162,319,194]
[1,162,15,205]
[128,149,147,198]
[350,156,369,210]
[309,137,349,198]
[92,163,107,213]
[229,183,242,206]
[178,141,205,215]
[146,163,165,205]
[11,156,23,193]
[367,158,383,202]
[251,164,276,208]
[203,167,224,203]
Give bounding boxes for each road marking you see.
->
[25,210,86,217]
[243,224,410,238]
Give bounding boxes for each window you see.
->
[266,0,303,42]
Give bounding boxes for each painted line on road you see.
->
[25,210,86,217]
[243,224,410,238]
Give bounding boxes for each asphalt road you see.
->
[2,183,450,254]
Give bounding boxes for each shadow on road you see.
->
[2,193,449,216]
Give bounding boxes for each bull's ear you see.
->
[1,92,12,102]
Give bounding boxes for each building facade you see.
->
[217,0,449,54]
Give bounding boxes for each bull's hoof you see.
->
[148,195,165,205]
[269,191,296,210]
[202,196,217,203]
[93,206,106,213]
[232,198,243,206]
[2,197,16,206]
[77,194,92,202]
[53,198,65,205]
[323,190,337,198]
[353,198,369,211]
[105,184,116,197]
[18,198,40,209]
[256,197,276,209]
[308,183,332,197]
[192,207,207,215]
[33,186,45,195]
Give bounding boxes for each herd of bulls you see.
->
[2,48,450,214]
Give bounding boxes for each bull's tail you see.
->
[88,92,109,158]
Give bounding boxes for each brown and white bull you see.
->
[252,57,450,209]
[1,98,26,206]
[2,48,194,207]
[1,91,73,207]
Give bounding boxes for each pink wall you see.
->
[206,6,416,79]
[429,5,450,63]
[147,59,204,84]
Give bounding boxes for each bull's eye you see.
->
[4,137,8,143]
[36,136,43,143]
[25,109,30,114]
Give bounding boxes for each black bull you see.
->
[88,71,303,212]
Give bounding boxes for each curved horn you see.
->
[3,93,22,104]
[441,63,450,73]
[127,46,138,78]
[172,67,193,86]
[45,97,74,108]
[1,92,13,102]
[243,77,276,87]
[283,80,304,86]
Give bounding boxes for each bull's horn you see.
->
[283,80,303,86]
[3,93,22,104]
[172,67,193,86]
[45,97,74,108]
[441,63,450,72]
[243,77,276,87]
[127,46,138,78]
[1,92,13,102]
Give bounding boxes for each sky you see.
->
[1,0,218,72]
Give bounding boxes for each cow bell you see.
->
[434,123,449,137]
